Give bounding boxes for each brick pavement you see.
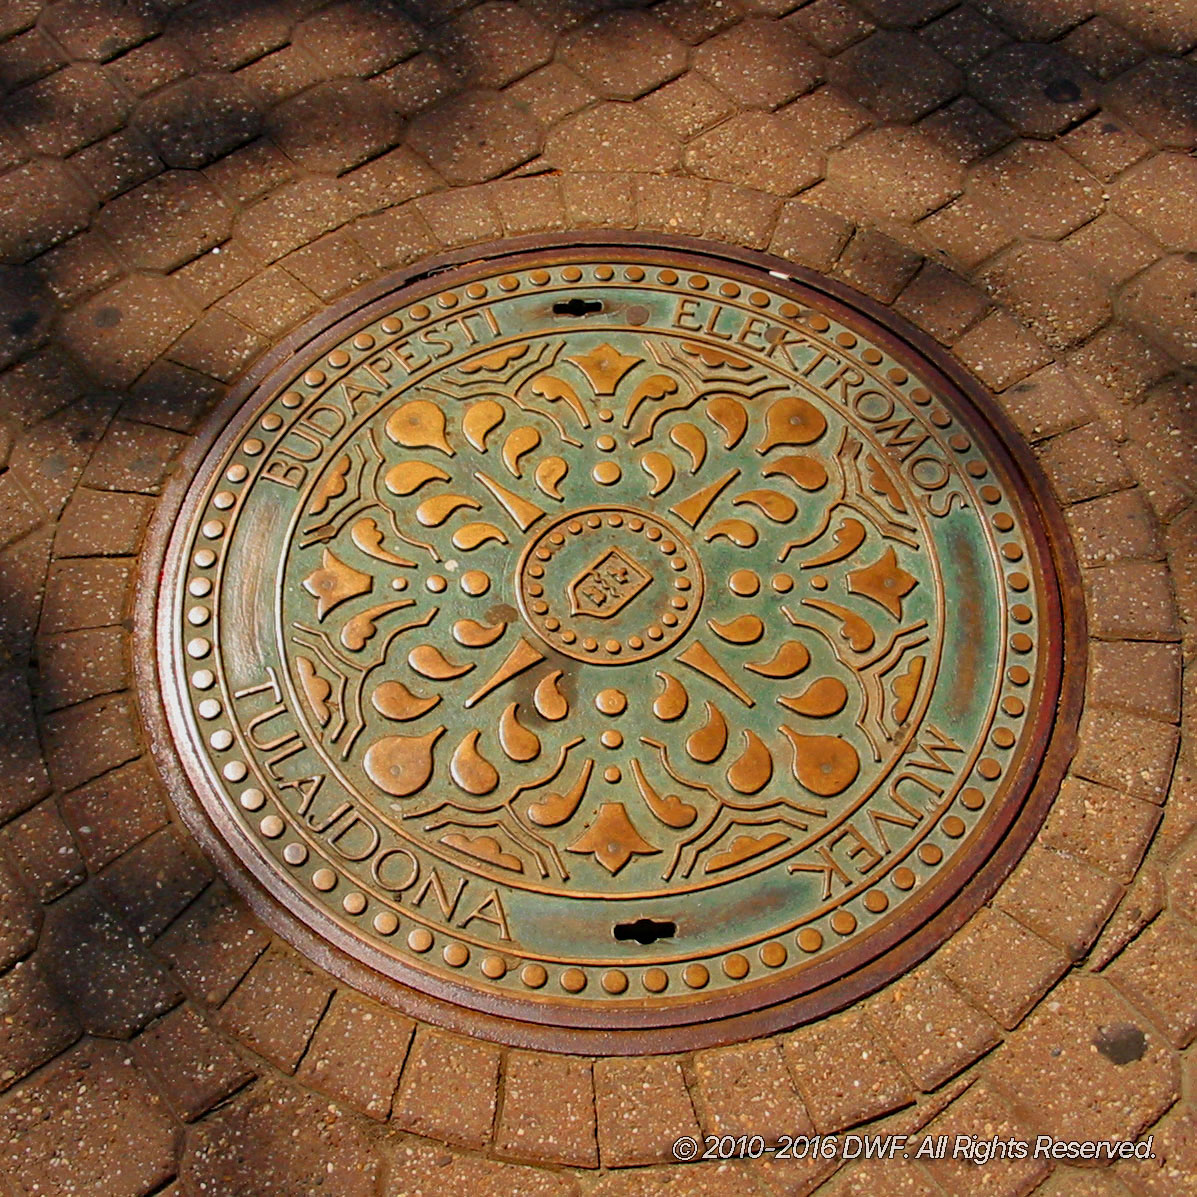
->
[0,1,1194,1194]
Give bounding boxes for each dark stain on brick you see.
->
[1093,1023,1147,1065]
[93,305,121,328]
[1045,78,1082,103]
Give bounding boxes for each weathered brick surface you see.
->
[594,1055,701,1167]
[494,1050,597,1167]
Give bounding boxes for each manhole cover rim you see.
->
[135,232,1085,1054]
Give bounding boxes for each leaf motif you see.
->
[630,759,696,828]
[682,342,751,370]
[296,657,331,725]
[529,374,587,426]
[415,493,481,527]
[384,460,451,496]
[308,454,351,515]
[622,373,679,428]
[363,727,444,797]
[350,518,415,567]
[341,600,412,650]
[462,399,505,451]
[459,345,527,374]
[758,396,827,452]
[528,758,591,826]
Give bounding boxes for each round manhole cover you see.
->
[139,236,1082,1052]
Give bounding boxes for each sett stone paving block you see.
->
[1105,916,1197,1048]
[925,4,1010,68]
[1121,256,1197,368]
[374,51,458,117]
[0,159,94,263]
[219,265,323,339]
[60,756,168,872]
[0,853,37,970]
[922,1081,1050,1197]
[1063,214,1159,292]
[866,967,1001,1091]
[936,906,1070,1030]
[153,881,268,1006]
[987,976,1179,1141]
[544,103,682,174]
[704,183,781,250]
[970,141,1103,241]
[110,34,193,97]
[69,128,163,203]
[0,525,49,668]
[1097,0,1197,54]
[0,959,80,1093]
[1067,489,1163,567]
[952,310,1051,392]
[202,137,295,206]
[831,31,962,124]
[60,275,196,389]
[918,96,1014,166]
[43,891,181,1038]
[684,111,823,195]
[293,0,421,76]
[340,145,443,215]
[407,90,542,185]
[1169,837,1197,923]
[415,187,501,247]
[894,261,990,344]
[392,1028,501,1149]
[966,42,1097,137]
[168,307,268,382]
[97,825,213,942]
[40,555,134,634]
[96,170,232,273]
[234,176,357,262]
[1104,58,1197,151]
[1085,563,1181,643]
[782,1009,913,1132]
[1039,776,1160,885]
[1068,325,1172,407]
[994,844,1124,959]
[383,1139,581,1197]
[1059,115,1151,182]
[134,72,262,169]
[1,800,85,901]
[778,86,875,151]
[1117,1104,1197,1196]
[182,1080,380,1197]
[296,991,414,1121]
[506,62,597,126]
[0,670,50,822]
[972,0,1093,42]
[1075,703,1181,801]
[1089,640,1181,723]
[41,0,162,62]
[642,71,735,141]
[78,418,185,494]
[42,692,141,792]
[282,231,378,301]
[33,231,123,309]
[0,28,65,94]
[350,204,440,269]
[561,172,635,229]
[786,0,875,55]
[832,228,923,305]
[769,200,853,273]
[978,242,1110,351]
[444,2,556,88]
[594,1056,700,1167]
[560,10,686,101]
[655,0,742,43]
[218,945,333,1073]
[0,1039,178,1197]
[693,18,820,110]
[0,344,88,429]
[174,239,263,309]
[266,79,405,176]
[588,1161,766,1197]
[823,127,962,223]
[133,1002,254,1121]
[236,44,327,108]
[1036,424,1133,505]
[166,0,315,72]
[35,625,127,711]
[913,192,1008,267]
[690,1039,813,1139]
[493,1050,597,1167]
[489,175,567,237]
[7,63,131,157]
[1110,153,1197,253]
[0,476,44,552]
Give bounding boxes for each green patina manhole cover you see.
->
[140,236,1082,1052]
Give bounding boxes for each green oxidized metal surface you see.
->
[146,239,1078,1051]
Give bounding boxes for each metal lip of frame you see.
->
[135,232,1086,1054]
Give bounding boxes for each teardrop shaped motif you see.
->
[779,677,849,718]
[780,727,860,797]
[533,670,568,720]
[450,729,499,795]
[734,489,797,523]
[372,680,440,721]
[726,730,773,795]
[415,493,481,527]
[686,702,728,763]
[708,614,765,644]
[408,644,473,680]
[534,455,567,500]
[384,460,451,496]
[363,727,444,797]
[670,422,707,472]
[758,396,827,452]
[640,451,674,496]
[762,454,828,491]
[705,518,759,548]
[462,399,504,452]
[502,426,540,477]
[451,522,508,551]
[385,399,452,454]
[652,671,688,721]
[452,618,506,648]
[746,641,810,678]
[527,758,592,826]
[706,396,748,448]
[499,702,541,762]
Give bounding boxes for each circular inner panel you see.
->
[145,239,1077,1051]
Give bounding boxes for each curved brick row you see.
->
[0,2,1193,1195]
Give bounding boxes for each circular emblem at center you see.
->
[517,507,703,664]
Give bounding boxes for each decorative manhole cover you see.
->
[139,236,1082,1052]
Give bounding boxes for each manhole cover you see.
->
[139,236,1082,1052]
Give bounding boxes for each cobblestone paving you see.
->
[0,1,1193,1194]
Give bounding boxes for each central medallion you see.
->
[518,506,702,663]
[140,237,1080,1052]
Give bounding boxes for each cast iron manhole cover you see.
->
[139,236,1082,1052]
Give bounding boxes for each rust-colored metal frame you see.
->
[135,233,1086,1055]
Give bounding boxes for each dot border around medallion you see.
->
[135,233,1085,1055]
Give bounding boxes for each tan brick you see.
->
[408,90,542,185]
[444,2,555,88]
[1086,563,1181,642]
[1067,488,1163,566]
[691,1039,813,1139]
[1063,214,1158,289]
[895,261,990,343]
[938,906,1070,1029]
[490,175,567,236]
[594,1056,700,1166]
[351,203,440,268]
[220,266,322,338]
[339,145,442,214]
[832,30,961,122]
[1106,916,1197,1048]
[8,63,131,156]
[1061,15,1146,81]
[493,1051,598,1167]
[916,192,1012,271]
[561,10,686,100]
[392,1028,501,1149]
[968,42,1097,137]
[1106,58,1197,150]
[561,172,635,229]
[953,310,1052,391]
[1040,776,1160,883]
[416,188,502,248]
[1116,1104,1197,1197]
[545,103,681,174]
[919,95,1014,165]
[686,112,822,195]
[0,160,94,262]
[1089,640,1181,722]
[507,61,596,125]
[134,72,261,168]
[705,184,781,249]
[1074,705,1179,801]
[833,228,923,304]
[0,853,38,971]
[787,0,875,54]
[167,308,266,382]
[1,799,86,899]
[0,959,79,1093]
[1122,256,1197,368]
[383,1140,579,1197]
[769,200,853,272]
[78,418,184,494]
[297,992,414,1121]
[782,1008,913,1132]
[293,0,420,76]
[694,18,820,109]
[374,51,457,117]
[234,177,356,263]
[1037,424,1134,504]
[282,232,377,301]
[60,756,168,871]
[0,670,50,820]
[643,71,734,140]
